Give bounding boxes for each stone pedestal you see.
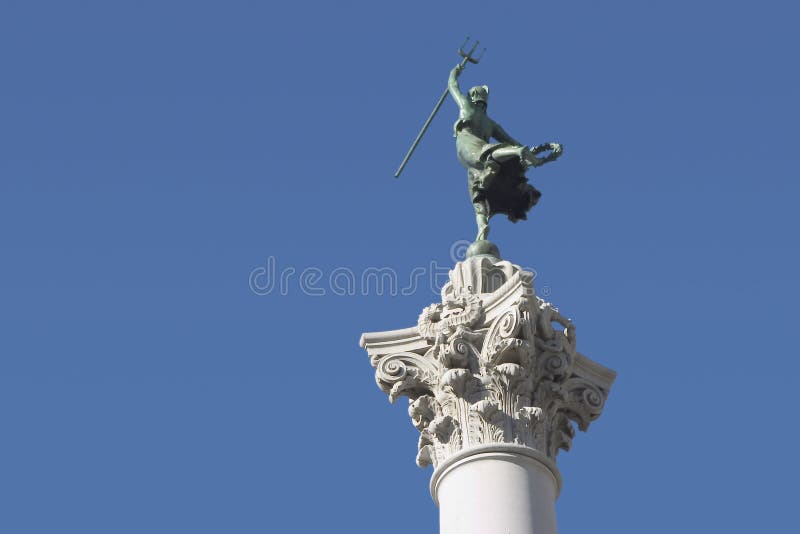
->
[360,252,615,534]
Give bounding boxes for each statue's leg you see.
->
[472,159,499,202]
[474,200,490,241]
[492,146,543,169]
[490,145,526,162]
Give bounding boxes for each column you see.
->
[360,250,615,534]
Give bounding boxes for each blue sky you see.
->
[1,1,798,532]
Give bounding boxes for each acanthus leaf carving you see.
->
[469,400,506,444]
[362,255,616,469]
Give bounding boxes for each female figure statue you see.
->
[448,64,562,241]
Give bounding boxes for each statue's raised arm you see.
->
[448,64,468,111]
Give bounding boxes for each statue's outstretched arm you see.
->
[492,121,522,146]
[448,65,467,110]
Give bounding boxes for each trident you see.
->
[394,38,485,178]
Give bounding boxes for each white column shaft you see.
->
[433,448,559,534]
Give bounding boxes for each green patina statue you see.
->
[394,40,563,249]
[448,64,562,241]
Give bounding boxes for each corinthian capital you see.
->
[360,255,615,469]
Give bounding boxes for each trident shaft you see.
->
[394,38,485,178]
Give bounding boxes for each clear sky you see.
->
[1,1,798,532]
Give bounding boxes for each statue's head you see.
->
[469,85,489,108]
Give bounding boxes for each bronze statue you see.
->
[448,64,562,241]
[395,40,562,245]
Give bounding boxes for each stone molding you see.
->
[360,255,616,470]
[429,443,562,504]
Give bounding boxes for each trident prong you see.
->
[458,38,483,65]
[394,38,486,178]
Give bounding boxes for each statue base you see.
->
[466,239,500,258]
